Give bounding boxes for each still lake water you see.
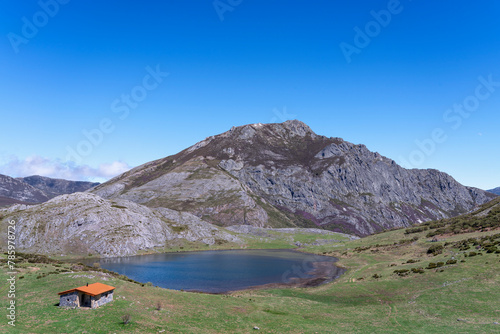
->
[85,249,344,293]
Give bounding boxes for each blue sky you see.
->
[1,0,499,189]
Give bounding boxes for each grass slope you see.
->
[1,212,499,333]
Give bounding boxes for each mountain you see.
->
[488,187,500,196]
[0,192,241,257]
[0,173,99,207]
[19,175,99,199]
[91,120,495,236]
[0,195,33,207]
[0,174,50,203]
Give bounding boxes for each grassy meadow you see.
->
[1,224,499,333]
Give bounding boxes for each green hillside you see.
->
[1,198,499,333]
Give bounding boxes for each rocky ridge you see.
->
[0,192,240,257]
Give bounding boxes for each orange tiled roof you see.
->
[58,282,115,296]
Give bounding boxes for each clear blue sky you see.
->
[1,0,499,189]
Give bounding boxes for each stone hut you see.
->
[58,282,115,309]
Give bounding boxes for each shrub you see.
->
[155,301,162,311]
[406,259,419,264]
[426,263,437,269]
[446,259,457,265]
[122,314,131,325]
[436,262,444,267]
[486,247,498,253]
[427,244,444,255]
[393,269,410,276]
[372,274,382,279]
[411,267,425,274]
[405,226,428,234]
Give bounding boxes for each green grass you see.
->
[1,226,499,333]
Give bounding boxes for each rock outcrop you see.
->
[0,192,240,257]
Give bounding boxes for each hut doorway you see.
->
[80,293,91,307]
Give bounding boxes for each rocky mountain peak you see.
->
[90,120,496,236]
[220,120,315,142]
[281,119,316,137]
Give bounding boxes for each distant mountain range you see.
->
[488,187,500,196]
[18,175,99,199]
[0,174,98,206]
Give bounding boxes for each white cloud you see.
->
[0,155,132,182]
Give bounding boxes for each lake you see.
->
[85,249,345,293]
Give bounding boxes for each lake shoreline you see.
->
[79,249,346,294]
[187,260,346,294]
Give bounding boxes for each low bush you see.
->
[393,269,409,276]
[426,263,437,269]
[405,226,428,234]
[427,244,444,256]
[122,314,131,325]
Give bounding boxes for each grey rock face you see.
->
[1,192,241,257]
[91,120,496,236]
